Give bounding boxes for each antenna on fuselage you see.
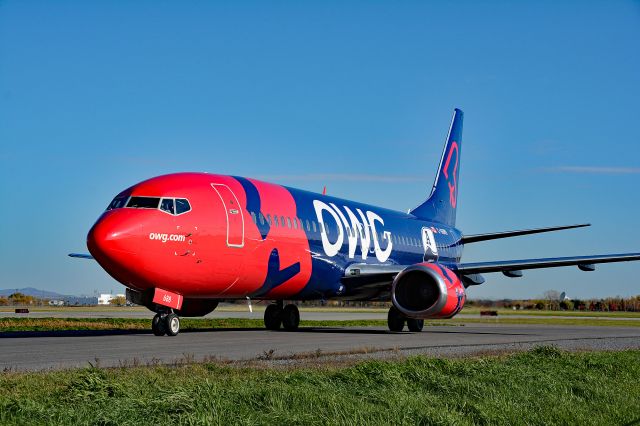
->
[322,186,327,195]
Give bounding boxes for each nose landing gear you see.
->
[264,301,300,331]
[152,312,181,336]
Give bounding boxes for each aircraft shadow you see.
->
[294,327,530,336]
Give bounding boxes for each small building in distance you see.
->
[98,293,125,305]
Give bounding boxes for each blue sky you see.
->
[1,1,639,299]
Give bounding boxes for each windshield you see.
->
[114,196,191,215]
[126,196,160,209]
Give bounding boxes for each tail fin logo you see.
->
[442,141,459,208]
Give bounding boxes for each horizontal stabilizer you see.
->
[461,224,590,245]
[455,253,640,275]
[68,253,94,260]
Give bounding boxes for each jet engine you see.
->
[391,263,466,319]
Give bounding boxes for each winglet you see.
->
[69,253,94,260]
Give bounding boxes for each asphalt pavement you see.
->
[1,323,639,371]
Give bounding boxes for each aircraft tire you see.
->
[165,313,180,336]
[407,318,424,332]
[387,306,405,332]
[281,304,300,331]
[264,304,283,330]
[152,314,166,336]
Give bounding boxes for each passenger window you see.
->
[267,214,272,225]
[160,198,175,215]
[312,221,317,232]
[251,212,257,224]
[287,217,292,228]
[259,212,265,225]
[127,196,160,209]
[305,219,310,231]
[175,199,191,214]
[293,218,298,229]
[274,215,279,227]
[281,216,286,228]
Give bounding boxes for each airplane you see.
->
[70,108,640,336]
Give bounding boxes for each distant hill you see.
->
[0,287,69,299]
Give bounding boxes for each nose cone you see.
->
[87,211,142,259]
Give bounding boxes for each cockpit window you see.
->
[126,196,160,209]
[107,195,128,211]
[121,196,190,215]
[160,198,175,215]
[175,198,191,214]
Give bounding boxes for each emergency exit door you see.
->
[211,183,245,248]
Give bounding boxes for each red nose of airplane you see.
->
[87,211,142,259]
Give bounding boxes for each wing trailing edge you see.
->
[461,223,590,245]
[455,253,640,275]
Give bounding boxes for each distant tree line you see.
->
[226,297,640,312]
[467,293,640,312]
[0,293,43,306]
[0,293,108,307]
[3,291,639,312]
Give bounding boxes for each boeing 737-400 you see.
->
[70,109,640,336]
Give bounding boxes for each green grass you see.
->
[0,347,638,425]
[450,317,640,327]
[2,314,638,332]
[0,317,395,332]
[460,308,640,318]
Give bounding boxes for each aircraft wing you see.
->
[455,253,640,275]
[68,253,94,259]
[461,223,590,244]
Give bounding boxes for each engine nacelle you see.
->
[391,263,466,319]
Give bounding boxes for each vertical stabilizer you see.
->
[409,108,463,226]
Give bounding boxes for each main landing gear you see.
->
[264,301,300,331]
[387,306,424,332]
[152,312,181,336]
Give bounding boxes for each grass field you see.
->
[0,347,638,425]
[2,314,639,332]
[3,316,640,332]
[3,304,639,317]
[0,317,395,332]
